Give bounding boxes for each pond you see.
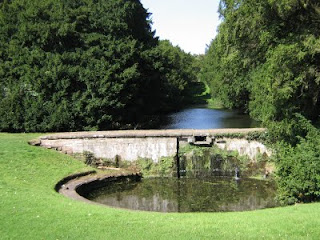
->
[160,106,260,129]
[83,105,270,212]
[86,177,278,212]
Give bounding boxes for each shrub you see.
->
[275,127,320,204]
[83,151,95,165]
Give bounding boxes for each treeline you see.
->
[0,0,197,132]
[202,0,320,203]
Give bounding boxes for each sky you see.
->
[140,0,221,55]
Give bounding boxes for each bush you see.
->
[275,127,320,204]
[83,151,95,165]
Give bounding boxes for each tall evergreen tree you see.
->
[0,0,163,131]
[201,0,320,203]
[202,0,320,139]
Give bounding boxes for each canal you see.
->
[160,105,259,129]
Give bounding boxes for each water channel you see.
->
[160,105,259,129]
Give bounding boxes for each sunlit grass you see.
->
[207,98,225,109]
[201,82,224,109]
[1,133,320,239]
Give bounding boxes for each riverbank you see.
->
[1,133,320,239]
[185,81,225,109]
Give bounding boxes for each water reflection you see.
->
[87,177,278,212]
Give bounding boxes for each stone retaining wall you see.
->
[40,137,177,162]
[31,128,270,162]
[215,138,272,161]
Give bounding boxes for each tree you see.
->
[202,0,320,203]
[0,0,165,132]
[151,40,198,111]
[202,0,320,138]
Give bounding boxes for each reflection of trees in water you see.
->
[88,178,278,212]
[95,194,179,212]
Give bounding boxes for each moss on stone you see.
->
[179,144,270,178]
[135,157,175,177]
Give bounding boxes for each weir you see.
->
[29,128,271,163]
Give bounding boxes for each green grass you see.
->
[1,133,320,239]
[207,97,224,109]
[185,80,224,109]
[201,82,224,109]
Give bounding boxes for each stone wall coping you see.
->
[39,128,266,140]
[58,171,142,205]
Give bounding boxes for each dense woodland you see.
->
[201,0,320,204]
[0,0,197,132]
[1,0,320,204]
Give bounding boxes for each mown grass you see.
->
[1,133,320,239]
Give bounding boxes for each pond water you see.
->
[85,106,269,212]
[160,106,259,129]
[86,177,278,212]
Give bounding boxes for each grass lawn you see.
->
[1,133,320,240]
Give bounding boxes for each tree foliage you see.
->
[202,0,320,203]
[202,0,320,135]
[0,0,197,132]
[275,125,320,204]
[153,40,199,111]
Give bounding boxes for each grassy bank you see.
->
[202,83,225,109]
[1,133,320,239]
[185,81,224,109]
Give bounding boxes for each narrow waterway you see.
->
[160,105,259,129]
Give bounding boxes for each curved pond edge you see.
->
[55,170,142,205]
[56,171,280,212]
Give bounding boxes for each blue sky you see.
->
[140,0,221,55]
